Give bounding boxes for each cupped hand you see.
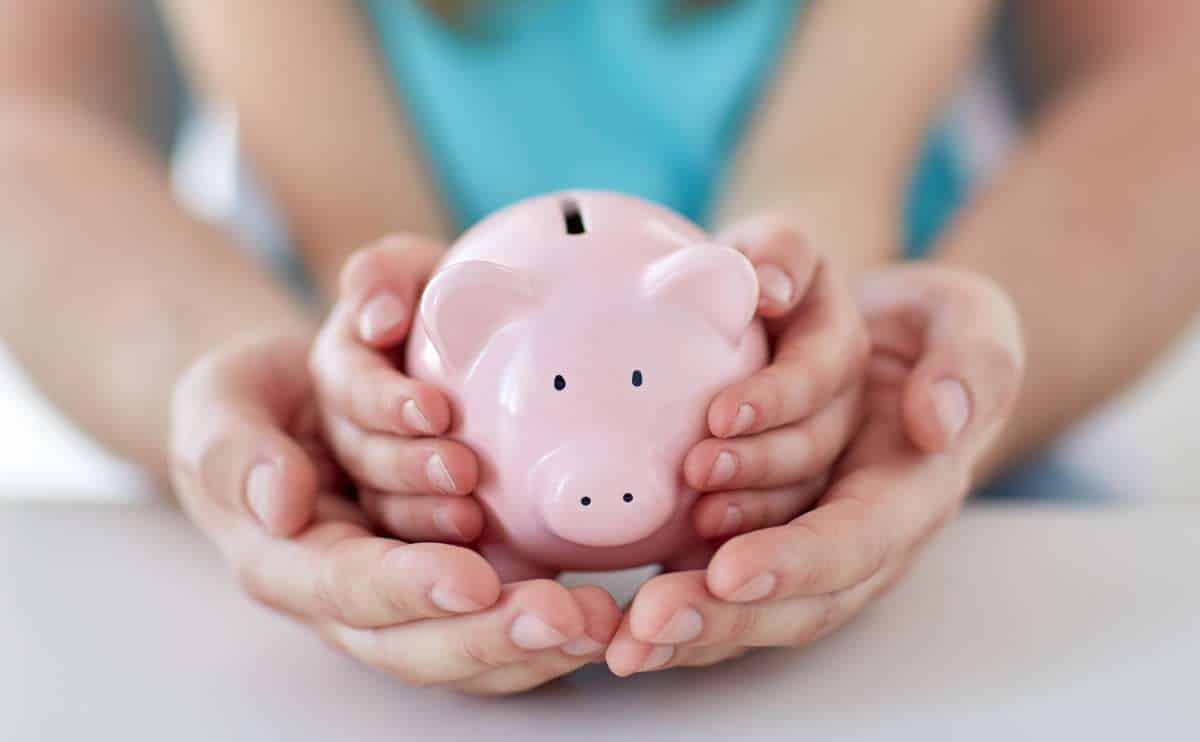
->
[169,334,619,694]
[606,264,1024,675]
[686,213,870,544]
[309,235,486,544]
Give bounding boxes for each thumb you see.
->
[857,267,1024,455]
[171,335,321,537]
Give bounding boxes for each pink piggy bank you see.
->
[406,192,768,580]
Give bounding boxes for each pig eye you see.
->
[553,374,566,391]
[631,369,643,387]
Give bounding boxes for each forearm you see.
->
[936,40,1200,479]
[0,103,314,480]
[718,0,994,274]
[160,0,449,296]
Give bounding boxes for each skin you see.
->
[1,0,1197,691]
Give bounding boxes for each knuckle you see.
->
[234,551,282,613]
[849,326,872,378]
[974,339,1025,411]
[782,519,834,593]
[851,526,892,590]
[754,367,788,426]
[805,594,842,643]
[393,666,442,688]
[341,234,432,297]
[338,245,383,296]
[765,488,805,527]
[724,604,760,645]
[459,634,509,671]
[315,542,362,625]
[193,424,238,493]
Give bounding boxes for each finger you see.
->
[620,560,897,673]
[310,333,452,436]
[691,480,826,541]
[856,267,1024,453]
[333,579,587,687]
[455,650,586,696]
[718,215,820,317]
[614,571,753,672]
[338,234,444,348]
[310,234,451,436]
[732,563,898,650]
[606,614,674,677]
[705,454,968,604]
[236,523,502,627]
[324,415,478,496]
[686,386,862,492]
[360,489,485,543]
[170,340,319,537]
[706,263,869,438]
[456,585,620,695]
[669,644,750,669]
[627,573,893,673]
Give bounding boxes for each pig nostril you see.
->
[623,493,634,503]
[580,496,592,507]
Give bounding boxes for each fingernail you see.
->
[358,293,406,343]
[510,614,568,650]
[246,463,279,527]
[729,403,756,436]
[430,583,483,614]
[654,607,703,644]
[433,506,467,540]
[716,505,743,537]
[561,636,604,657]
[707,451,737,488]
[729,573,777,603]
[931,379,970,442]
[638,645,675,673]
[426,453,457,494]
[756,265,794,307]
[401,399,435,434]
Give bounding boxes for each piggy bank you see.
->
[406,192,768,580]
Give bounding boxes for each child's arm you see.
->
[158,0,449,295]
[717,0,995,274]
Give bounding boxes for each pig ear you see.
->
[641,244,759,343]
[419,260,546,374]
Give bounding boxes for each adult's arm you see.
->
[721,0,1200,481]
[938,2,1200,478]
[0,1,311,480]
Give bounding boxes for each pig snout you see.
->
[532,440,676,548]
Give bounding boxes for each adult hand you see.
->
[169,334,619,694]
[607,265,1024,675]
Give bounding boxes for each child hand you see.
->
[605,265,1023,675]
[684,214,870,542]
[309,235,485,544]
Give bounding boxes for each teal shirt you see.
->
[366,0,964,256]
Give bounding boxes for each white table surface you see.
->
[3,497,1198,742]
